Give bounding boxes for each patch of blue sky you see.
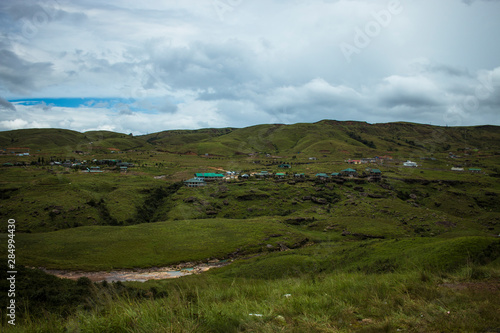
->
[9,98,134,108]
[9,97,180,114]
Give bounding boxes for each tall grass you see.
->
[7,267,499,332]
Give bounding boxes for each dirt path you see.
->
[43,260,231,282]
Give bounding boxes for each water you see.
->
[44,261,230,282]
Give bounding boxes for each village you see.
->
[182,155,485,188]
[1,147,485,187]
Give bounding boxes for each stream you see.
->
[43,260,231,283]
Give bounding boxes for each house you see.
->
[120,166,128,173]
[275,173,286,178]
[340,168,358,177]
[469,168,482,173]
[368,169,382,181]
[254,171,271,178]
[294,173,305,178]
[375,155,393,162]
[361,158,377,164]
[315,173,330,180]
[184,178,206,187]
[239,174,250,179]
[346,159,362,165]
[86,166,103,173]
[403,160,418,167]
[309,157,317,160]
[331,172,340,177]
[451,167,464,172]
[194,173,225,181]
[278,164,291,169]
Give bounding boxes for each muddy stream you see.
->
[42,260,231,283]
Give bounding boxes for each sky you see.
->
[0,0,499,135]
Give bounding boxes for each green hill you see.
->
[2,121,499,156]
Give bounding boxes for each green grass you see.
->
[5,268,500,332]
[7,218,307,270]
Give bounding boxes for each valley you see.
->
[0,120,499,332]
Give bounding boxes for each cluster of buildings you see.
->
[315,168,382,181]
[184,167,384,187]
[48,159,134,173]
[0,148,30,156]
[345,156,393,164]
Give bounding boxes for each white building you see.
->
[403,160,418,167]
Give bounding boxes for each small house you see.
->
[240,174,250,179]
[255,171,271,178]
[331,172,340,177]
[278,164,291,169]
[184,178,206,187]
[340,168,358,177]
[361,158,377,164]
[275,173,286,179]
[403,160,418,167]
[315,173,330,180]
[451,167,464,172]
[346,159,362,165]
[368,169,382,181]
[294,173,305,178]
[469,168,482,173]
[86,166,103,173]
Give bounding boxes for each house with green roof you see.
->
[368,169,382,181]
[194,173,225,181]
[316,173,330,180]
[340,168,358,177]
[275,172,286,178]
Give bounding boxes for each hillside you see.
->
[1,121,499,157]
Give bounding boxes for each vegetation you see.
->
[0,120,499,331]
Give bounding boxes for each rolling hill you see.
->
[1,120,499,157]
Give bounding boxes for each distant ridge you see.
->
[1,120,499,156]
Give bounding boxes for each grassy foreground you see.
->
[1,222,499,332]
[3,267,500,332]
[8,218,307,271]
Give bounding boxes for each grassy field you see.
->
[8,218,307,271]
[0,122,499,331]
[2,235,499,332]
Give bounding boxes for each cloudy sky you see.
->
[0,0,499,134]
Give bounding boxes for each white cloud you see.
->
[0,0,499,132]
